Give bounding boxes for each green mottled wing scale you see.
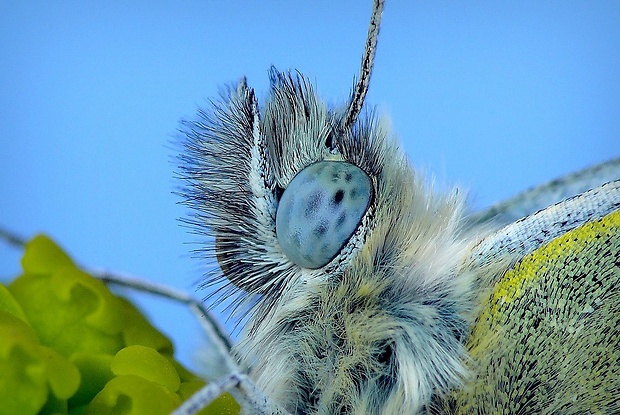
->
[438,210,620,414]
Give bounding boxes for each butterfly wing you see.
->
[469,158,620,227]
[434,199,620,413]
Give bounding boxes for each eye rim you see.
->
[275,160,374,270]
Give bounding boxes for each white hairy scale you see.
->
[275,161,372,269]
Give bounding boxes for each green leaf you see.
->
[0,283,28,322]
[110,345,180,392]
[9,267,125,357]
[21,234,74,275]
[2,234,241,414]
[68,353,114,407]
[84,375,181,415]
[40,346,81,400]
[118,297,174,355]
[0,312,47,415]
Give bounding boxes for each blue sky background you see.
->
[1,2,619,372]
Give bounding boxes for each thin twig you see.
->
[92,270,234,353]
[171,372,291,415]
[0,227,26,248]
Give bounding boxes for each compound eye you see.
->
[275,161,372,269]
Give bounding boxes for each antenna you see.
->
[343,0,385,129]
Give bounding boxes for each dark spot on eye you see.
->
[320,242,331,255]
[336,212,347,227]
[350,188,358,199]
[304,192,323,218]
[333,189,344,205]
[314,222,327,236]
[345,172,353,182]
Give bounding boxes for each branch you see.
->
[0,226,26,248]
[171,372,291,415]
[92,269,234,355]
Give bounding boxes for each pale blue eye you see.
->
[276,161,372,269]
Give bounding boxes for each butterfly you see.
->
[171,1,620,414]
[0,1,613,409]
